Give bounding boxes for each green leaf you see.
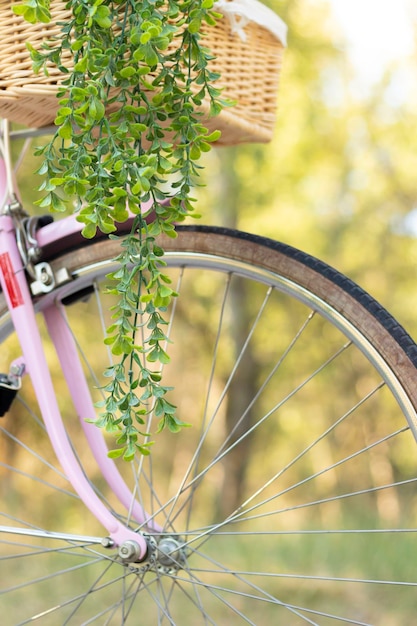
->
[94,5,112,28]
[113,160,124,173]
[51,192,67,212]
[147,347,160,362]
[35,161,49,176]
[107,448,125,459]
[209,100,223,117]
[56,106,72,117]
[49,177,65,186]
[158,348,171,365]
[205,129,222,143]
[81,223,97,239]
[130,27,142,46]
[123,449,136,462]
[74,56,88,73]
[112,337,133,356]
[120,66,136,79]
[12,5,28,16]
[58,119,72,140]
[36,193,52,209]
[188,18,201,34]
[166,417,182,433]
[144,45,159,67]
[71,86,88,100]
[190,144,201,160]
[88,97,105,121]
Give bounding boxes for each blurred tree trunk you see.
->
[212,149,260,518]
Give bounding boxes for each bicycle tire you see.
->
[1,224,417,625]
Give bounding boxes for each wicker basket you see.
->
[0,0,285,144]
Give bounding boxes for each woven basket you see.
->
[0,0,285,144]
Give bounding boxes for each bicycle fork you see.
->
[0,210,151,561]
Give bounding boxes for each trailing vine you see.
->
[14,0,230,459]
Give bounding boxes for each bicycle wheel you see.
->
[1,224,417,625]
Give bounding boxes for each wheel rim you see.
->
[1,241,417,624]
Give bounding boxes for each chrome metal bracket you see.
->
[30,262,72,296]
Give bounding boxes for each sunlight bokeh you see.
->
[329,0,414,71]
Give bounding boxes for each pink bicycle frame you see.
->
[0,155,156,557]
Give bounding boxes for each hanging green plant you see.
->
[3,0,286,460]
[13,0,230,459]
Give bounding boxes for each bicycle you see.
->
[1,106,417,626]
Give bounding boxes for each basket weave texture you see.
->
[0,0,284,144]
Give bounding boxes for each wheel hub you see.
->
[118,534,188,575]
[156,537,187,570]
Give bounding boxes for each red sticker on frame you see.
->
[0,252,24,308]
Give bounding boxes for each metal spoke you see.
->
[2,557,104,594]
[132,339,355,533]
[163,273,232,534]
[0,426,70,483]
[175,288,306,529]
[0,462,76,498]
[171,577,216,625]
[221,425,410,528]
[155,542,318,624]
[168,570,319,625]
[214,307,315,458]
[174,342,353,518]
[229,476,417,525]
[174,548,372,625]
[62,559,118,624]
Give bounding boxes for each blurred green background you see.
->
[15,0,417,338]
[195,0,417,337]
[5,2,417,622]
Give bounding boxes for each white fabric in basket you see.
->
[214,0,288,45]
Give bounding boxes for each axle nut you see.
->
[118,540,142,562]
